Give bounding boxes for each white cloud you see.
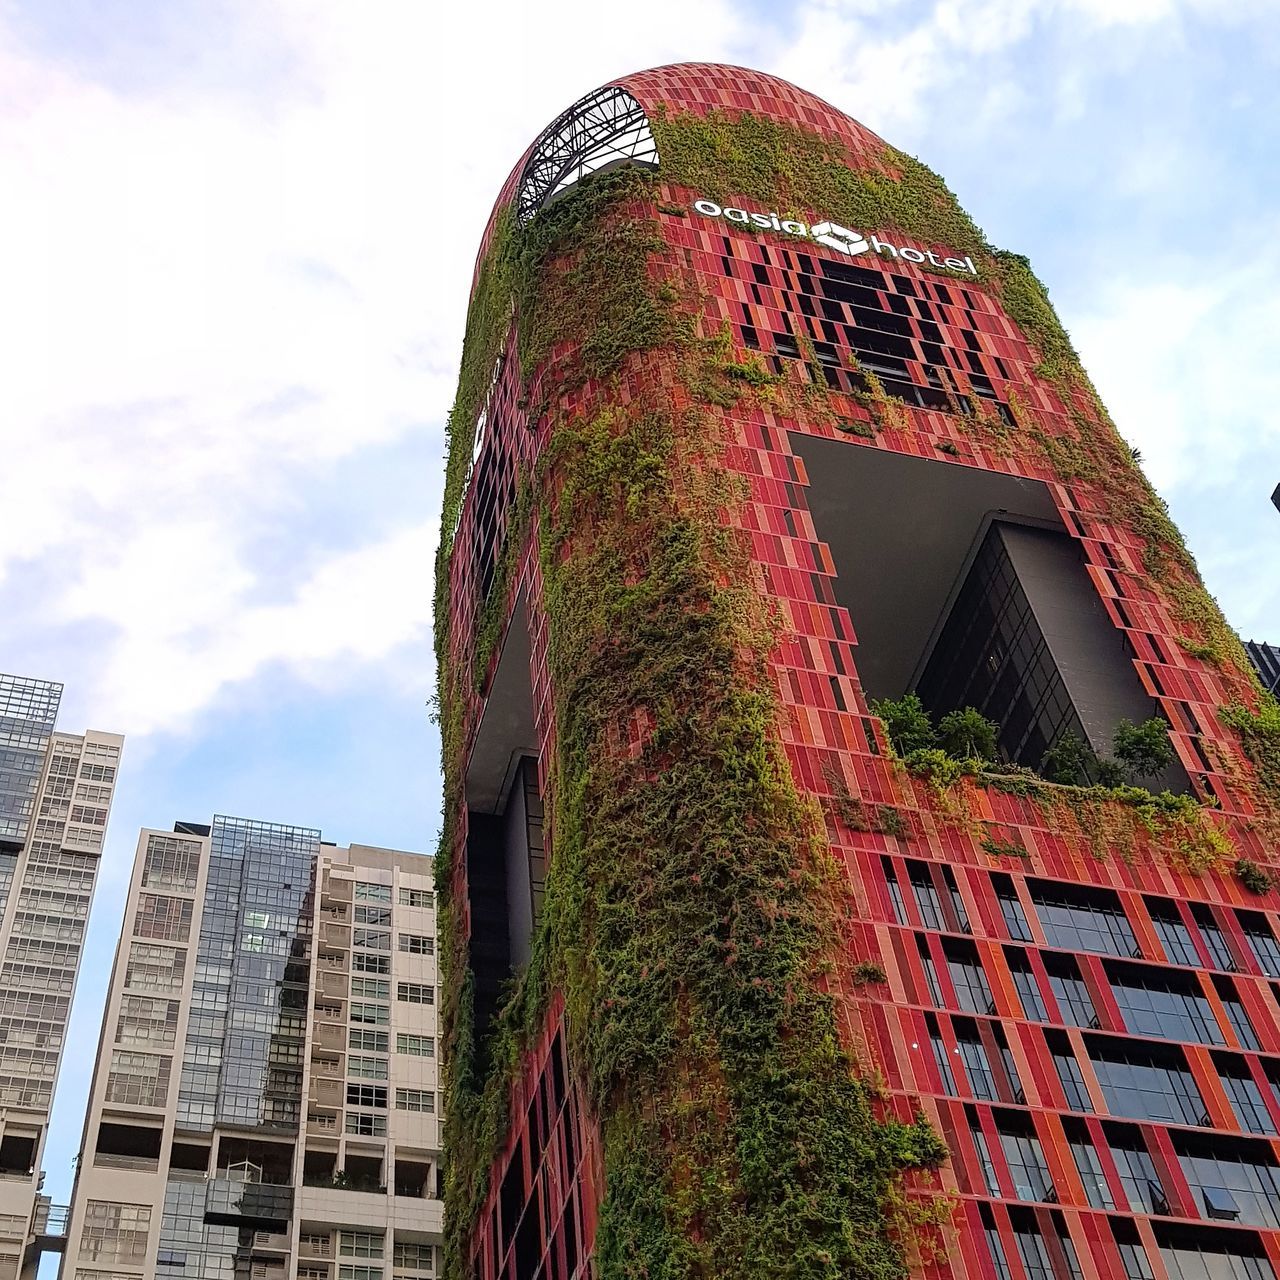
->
[0,0,1271,745]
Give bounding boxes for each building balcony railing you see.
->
[251,1230,291,1254]
[306,1112,338,1134]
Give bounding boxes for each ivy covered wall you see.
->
[434,63,1280,1280]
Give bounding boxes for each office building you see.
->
[61,815,441,1280]
[434,63,1280,1280]
[0,673,123,1279]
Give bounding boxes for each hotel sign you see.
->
[691,198,977,275]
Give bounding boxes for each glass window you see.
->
[909,865,945,931]
[1089,1043,1207,1126]
[929,1028,957,1093]
[398,933,435,955]
[1192,907,1237,972]
[397,982,434,1005]
[1176,1143,1280,1229]
[996,881,1033,942]
[349,1029,388,1053]
[352,953,390,975]
[347,1056,388,1080]
[1147,900,1199,967]
[396,1034,435,1057]
[353,928,390,951]
[338,1231,384,1258]
[1110,970,1222,1044]
[350,976,390,1001]
[1030,882,1137,957]
[1008,951,1048,1021]
[1047,965,1097,1029]
[1111,1137,1169,1214]
[1067,1135,1113,1208]
[1219,1067,1277,1136]
[355,882,391,902]
[354,905,391,926]
[346,1083,387,1109]
[394,1242,434,1266]
[944,942,994,1015]
[345,1112,386,1138]
[350,1003,389,1026]
[1240,917,1280,980]
[998,1125,1054,1202]
[395,1088,435,1112]
[882,859,907,926]
[1217,983,1260,1051]
[399,888,433,908]
[970,1123,1000,1196]
[1053,1051,1090,1111]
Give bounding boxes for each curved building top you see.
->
[475,62,890,275]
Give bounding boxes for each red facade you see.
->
[443,64,1280,1280]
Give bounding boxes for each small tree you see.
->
[1112,717,1175,780]
[1040,733,1094,786]
[871,693,936,756]
[937,707,999,761]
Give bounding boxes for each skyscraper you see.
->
[62,816,441,1280]
[0,673,123,1279]
[436,64,1280,1280]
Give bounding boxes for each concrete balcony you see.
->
[319,923,350,950]
[312,1023,346,1052]
[309,1078,343,1108]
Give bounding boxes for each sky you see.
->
[1,0,1279,1230]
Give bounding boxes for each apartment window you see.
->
[1109,1130,1169,1215]
[353,953,390,975]
[981,1206,1014,1280]
[396,1034,435,1057]
[353,929,390,951]
[395,1088,435,1112]
[1192,906,1237,972]
[1215,979,1260,1051]
[1115,1236,1156,1280]
[1046,957,1097,1029]
[345,1112,386,1138]
[943,940,995,1014]
[140,836,201,892]
[1013,1221,1055,1280]
[114,996,180,1048]
[970,1120,1001,1196]
[1147,899,1199,967]
[1217,1060,1277,1135]
[997,1119,1054,1202]
[943,866,971,933]
[1108,964,1221,1044]
[994,874,1033,942]
[397,982,434,1005]
[350,1002,389,1026]
[399,888,433,908]
[347,1056,388,1080]
[78,1202,151,1264]
[928,1022,958,1093]
[339,1231,384,1257]
[349,1029,389,1053]
[398,934,435,956]
[339,1267,384,1280]
[954,1031,997,1100]
[882,858,908,926]
[393,1242,434,1267]
[919,945,944,1006]
[1065,1126,1114,1208]
[104,1051,171,1107]
[346,1083,388,1109]
[132,894,193,942]
[909,864,945,931]
[355,882,391,902]
[355,905,391,927]
[1008,949,1049,1021]
[1175,1135,1280,1229]
[351,977,390,1001]
[1238,914,1280,979]
[1051,1044,1090,1112]
[1155,1222,1277,1280]
[1029,881,1138,957]
[123,943,186,993]
[1088,1040,1207,1126]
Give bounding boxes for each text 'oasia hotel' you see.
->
[435,64,1280,1280]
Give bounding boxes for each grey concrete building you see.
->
[0,673,124,1279]
[61,814,441,1280]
